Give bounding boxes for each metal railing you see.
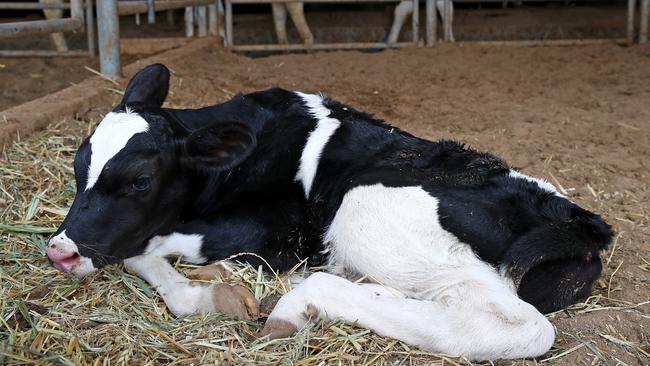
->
[0,0,83,38]
[2,0,648,80]
[0,0,93,57]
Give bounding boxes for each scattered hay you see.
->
[0,117,648,365]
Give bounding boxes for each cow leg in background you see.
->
[386,0,454,44]
[286,3,314,44]
[262,272,555,360]
[271,3,289,44]
[124,255,259,319]
[271,3,314,45]
[41,0,68,52]
[437,0,455,42]
[386,1,412,44]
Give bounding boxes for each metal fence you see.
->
[0,0,219,78]
[1,0,649,80]
[0,0,92,57]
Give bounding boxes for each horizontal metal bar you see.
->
[231,0,401,2]
[233,42,413,51]
[0,17,83,39]
[118,0,215,15]
[0,2,70,9]
[0,50,89,57]
[467,38,627,47]
[453,0,615,1]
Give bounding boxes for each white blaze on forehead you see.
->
[85,110,149,190]
[294,92,341,198]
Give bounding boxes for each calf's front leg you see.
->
[124,255,259,319]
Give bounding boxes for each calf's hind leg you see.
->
[261,272,555,360]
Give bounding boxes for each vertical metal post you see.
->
[198,6,208,37]
[412,0,419,45]
[209,3,218,35]
[147,0,156,24]
[425,0,435,47]
[443,0,451,41]
[185,6,194,37]
[85,0,96,56]
[628,0,637,44]
[641,0,649,43]
[226,0,233,46]
[96,0,121,80]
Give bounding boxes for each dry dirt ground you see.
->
[1,42,649,364]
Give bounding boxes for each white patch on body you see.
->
[509,170,565,198]
[265,184,555,360]
[324,184,496,299]
[145,232,207,264]
[47,230,97,277]
[294,92,341,198]
[86,110,149,190]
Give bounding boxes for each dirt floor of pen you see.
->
[1,42,649,365]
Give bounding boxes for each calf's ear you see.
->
[119,63,170,108]
[183,123,256,171]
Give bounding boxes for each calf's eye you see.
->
[132,177,152,192]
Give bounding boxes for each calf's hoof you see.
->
[259,318,298,340]
[211,284,260,320]
[189,262,234,281]
[259,303,318,339]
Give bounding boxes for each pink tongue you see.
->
[56,253,81,272]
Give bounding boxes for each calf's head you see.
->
[46,64,256,276]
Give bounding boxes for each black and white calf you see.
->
[46,64,612,360]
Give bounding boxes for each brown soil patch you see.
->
[0,57,99,111]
